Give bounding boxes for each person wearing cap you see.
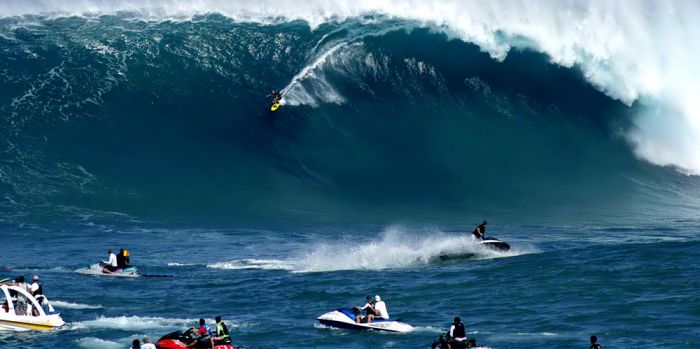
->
[472,221,488,240]
[29,275,45,315]
[102,249,118,274]
[141,336,156,349]
[355,296,378,323]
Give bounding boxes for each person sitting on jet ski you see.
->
[187,318,212,348]
[210,316,231,348]
[117,248,130,269]
[589,335,602,349]
[472,221,488,240]
[446,317,468,349]
[355,296,379,323]
[101,249,118,274]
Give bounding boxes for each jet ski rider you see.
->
[472,220,488,240]
[446,316,467,349]
[187,318,211,348]
[102,249,118,274]
[117,248,130,269]
[210,316,231,349]
[355,296,378,323]
[266,90,282,104]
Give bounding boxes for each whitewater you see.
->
[1,0,699,173]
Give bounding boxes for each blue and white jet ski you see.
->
[317,308,414,333]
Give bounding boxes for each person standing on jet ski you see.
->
[187,318,212,348]
[355,296,378,323]
[102,249,118,274]
[210,316,231,349]
[472,221,488,240]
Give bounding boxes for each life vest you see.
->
[452,322,466,338]
[216,322,230,339]
[32,282,43,296]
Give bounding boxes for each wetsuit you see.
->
[472,224,486,239]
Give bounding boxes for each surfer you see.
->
[472,220,488,240]
[266,90,282,104]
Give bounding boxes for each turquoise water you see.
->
[1,8,700,349]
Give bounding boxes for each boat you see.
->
[430,334,491,349]
[317,308,414,333]
[0,284,65,331]
[156,328,237,349]
[75,263,139,277]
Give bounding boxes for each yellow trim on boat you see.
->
[0,319,57,331]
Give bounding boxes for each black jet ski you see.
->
[479,236,510,251]
[431,334,491,349]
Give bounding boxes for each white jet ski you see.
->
[317,308,414,333]
[75,263,139,277]
[0,284,65,331]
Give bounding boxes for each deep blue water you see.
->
[1,11,700,349]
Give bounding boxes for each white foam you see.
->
[294,227,534,272]
[52,300,104,309]
[2,0,698,173]
[75,337,123,349]
[69,315,195,331]
[206,258,296,271]
[166,262,196,267]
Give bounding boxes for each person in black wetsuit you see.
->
[590,335,602,349]
[355,296,378,323]
[266,90,281,104]
[472,221,488,240]
[117,248,130,269]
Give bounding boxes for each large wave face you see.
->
[1,2,700,224]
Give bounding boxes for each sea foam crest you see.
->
[2,0,699,173]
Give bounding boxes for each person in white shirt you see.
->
[366,295,389,323]
[141,336,156,349]
[102,249,118,273]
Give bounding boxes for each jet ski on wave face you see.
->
[472,220,510,252]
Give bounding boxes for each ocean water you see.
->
[1,1,700,348]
